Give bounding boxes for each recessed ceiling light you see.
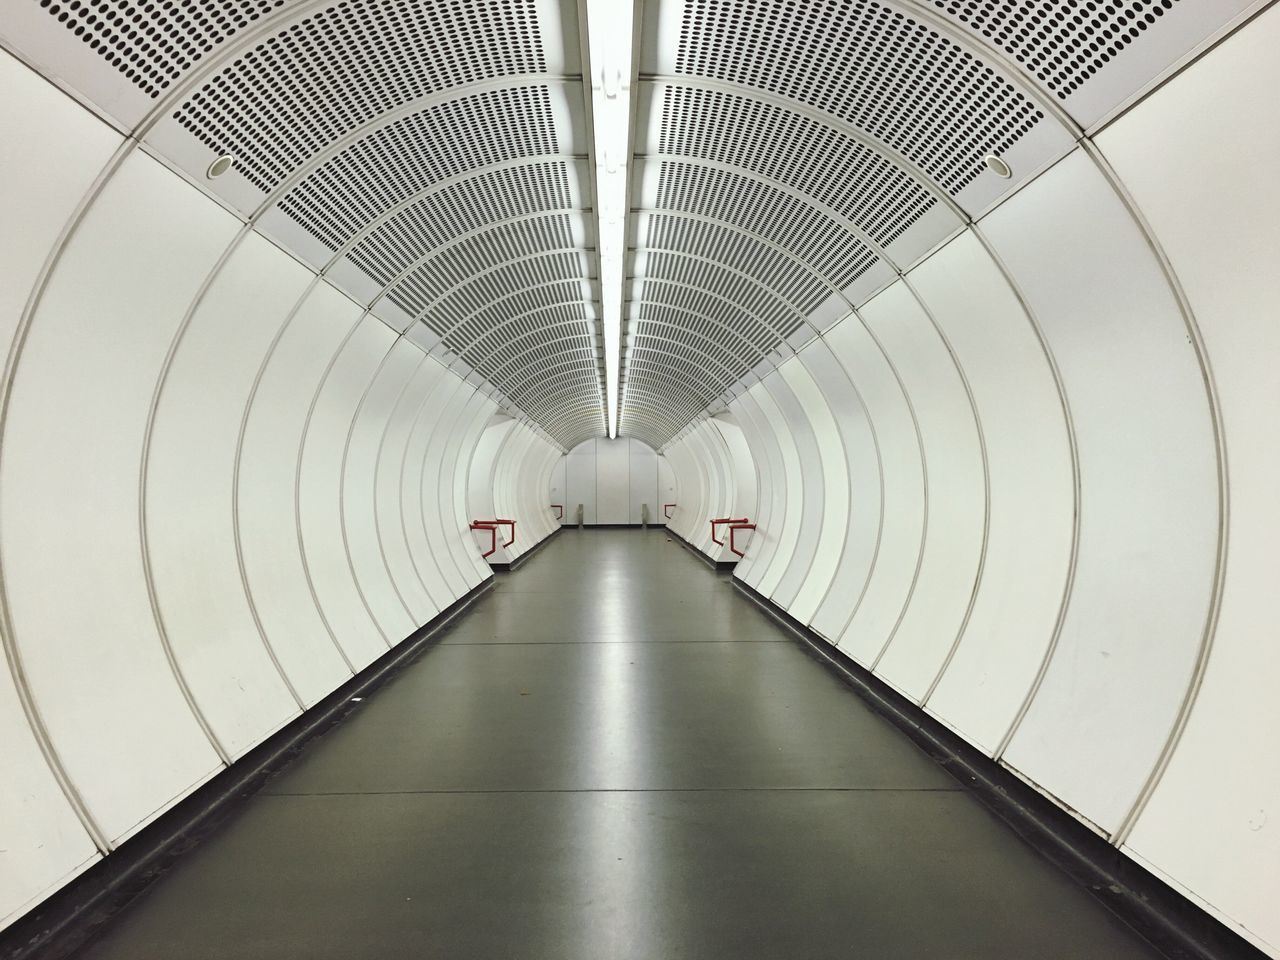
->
[984,154,1012,179]
[206,154,235,179]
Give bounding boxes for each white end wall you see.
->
[561,437,666,525]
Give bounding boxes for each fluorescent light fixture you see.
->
[586,0,634,439]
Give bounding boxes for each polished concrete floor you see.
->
[76,529,1161,959]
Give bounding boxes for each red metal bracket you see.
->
[551,503,563,521]
[710,517,748,547]
[471,518,516,559]
[663,502,676,519]
[728,522,756,558]
[470,520,499,559]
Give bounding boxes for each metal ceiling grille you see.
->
[931,0,1183,100]
[174,0,549,192]
[13,0,1254,452]
[377,214,579,316]
[36,0,287,98]
[657,85,937,247]
[671,0,1044,194]
[276,87,562,247]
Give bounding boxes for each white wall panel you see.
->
[1098,8,1280,951]
[1,152,229,841]
[657,454,676,526]
[748,378,805,598]
[376,355,446,615]
[147,233,308,757]
[297,309,396,668]
[0,51,120,357]
[449,388,500,584]
[565,439,597,525]
[985,149,1220,834]
[418,377,476,596]
[799,338,880,646]
[769,360,833,614]
[241,281,359,703]
[684,426,721,553]
[401,365,465,610]
[700,421,736,546]
[708,418,753,523]
[822,316,923,667]
[728,390,782,584]
[913,232,1075,752]
[627,439,658,524]
[596,438,631,524]
[341,332,419,639]
[862,282,985,703]
[779,356,846,625]
[0,668,98,930]
[548,454,567,523]
[469,417,517,527]
[665,440,696,545]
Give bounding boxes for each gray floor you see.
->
[77,529,1161,959]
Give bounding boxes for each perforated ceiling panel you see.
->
[2,0,1252,450]
[161,0,603,446]
[34,0,287,98]
[925,0,1257,125]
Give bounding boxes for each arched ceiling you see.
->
[0,0,1253,451]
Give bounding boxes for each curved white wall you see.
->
[0,46,557,930]
[2,2,1278,954]
[469,415,562,564]
[660,8,1280,954]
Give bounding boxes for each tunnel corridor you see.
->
[72,530,1161,960]
[1,0,1277,957]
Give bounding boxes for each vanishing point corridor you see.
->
[73,531,1159,959]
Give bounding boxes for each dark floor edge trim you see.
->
[0,577,496,960]
[564,522,663,529]
[666,527,737,571]
[729,578,1267,960]
[489,524,563,572]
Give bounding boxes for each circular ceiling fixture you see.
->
[984,154,1012,179]
[206,154,235,179]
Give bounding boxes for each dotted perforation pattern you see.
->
[474,310,594,368]
[658,86,937,247]
[506,361,601,404]
[37,0,287,98]
[351,205,576,297]
[431,279,591,341]
[423,252,589,330]
[468,315,598,371]
[371,214,578,315]
[932,0,1181,100]
[276,86,561,244]
[655,161,880,290]
[290,152,570,264]
[450,301,597,360]
[636,277,801,345]
[673,0,1044,192]
[174,0,547,188]
[641,250,812,332]
[629,306,764,370]
[644,214,829,312]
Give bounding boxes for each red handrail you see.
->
[710,517,748,547]
[729,522,756,558]
[471,518,516,558]
[470,521,499,559]
[663,502,676,519]
[551,503,563,520]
